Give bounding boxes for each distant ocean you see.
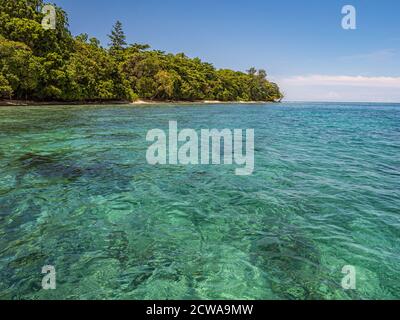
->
[0,102,399,299]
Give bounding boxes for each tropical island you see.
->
[0,0,283,105]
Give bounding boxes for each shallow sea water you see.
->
[0,102,399,299]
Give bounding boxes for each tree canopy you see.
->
[108,20,127,52]
[0,0,283,102]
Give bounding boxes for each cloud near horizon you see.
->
[278,75,400,103]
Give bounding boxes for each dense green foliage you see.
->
[0,1,282,102]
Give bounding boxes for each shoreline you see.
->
[0,99,278,107]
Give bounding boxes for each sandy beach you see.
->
[0,99,276,107]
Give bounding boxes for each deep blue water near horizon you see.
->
[0,102,399,300]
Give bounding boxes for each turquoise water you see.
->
[0,102,399,300]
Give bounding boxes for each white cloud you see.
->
[277,75,400,102]
[281,75,400,88]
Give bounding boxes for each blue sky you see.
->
[53,0,400,102]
